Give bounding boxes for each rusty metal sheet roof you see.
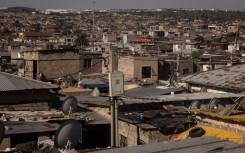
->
[4,121,59,135]
[0,72,59,91]
[91,137,245,153]
[181,64,245,91]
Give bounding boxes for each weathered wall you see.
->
[79,58,102,75]
[118,57,135,79]
[118,120,138,146]
[24,50,80,80]
[134,57,158,82]
[179,60,194,77]
[118,120,169,147]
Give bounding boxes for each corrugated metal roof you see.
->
[122,93,243,104]
[4,121,59,135]
[181,64,245,91]
[156,93,244,102]
[0,72,59,91]
[124,85,185,99]
[91,137,245,153]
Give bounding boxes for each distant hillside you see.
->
[7,7,36,13]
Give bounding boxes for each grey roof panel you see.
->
[181,64,245,91]
[0,72,59,91]
[124,85,186,98]
[91,137,245,153]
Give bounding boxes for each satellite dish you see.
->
[208,98,220,110]
[190,100,201,109]
[54,120,82,149]
[0,121,5,144]
[61,96,78,115]
[16,59,25,69]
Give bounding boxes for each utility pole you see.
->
[176,52,180,77]
[91,1,95,52]
[231,25,239,66]
[109,48,118,148]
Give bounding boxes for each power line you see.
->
[82,100,110,118]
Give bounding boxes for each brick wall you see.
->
[79,58,102,75]
[24,50,80,80]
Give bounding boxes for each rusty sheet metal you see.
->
[0,72,59,91]
[4,121,59,135]
[181,64,245,91]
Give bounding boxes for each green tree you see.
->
[191,50,204,59]
[32,23,42,32]
[75,33,89,46]
[195,36,204,42]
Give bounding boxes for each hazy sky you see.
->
[1,0,245,10]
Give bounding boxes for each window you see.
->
[84,59,92,68]
[142,66,151,78]
[120,135,128,147]
[183,68,190,75]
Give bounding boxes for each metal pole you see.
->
[176,53,180,77]
[109,49,118,148]
[92,1,95,52]
[110,97,118,148]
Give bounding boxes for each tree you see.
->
[75,33,89,46]
[191,50,204,59]
[32,23,42,32]
[195,36,204,42]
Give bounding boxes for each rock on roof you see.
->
[0,72,59,91]
[181,64,245,91]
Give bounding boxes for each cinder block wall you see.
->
[24,51,80,80]
[118,57,135,79]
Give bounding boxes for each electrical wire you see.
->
[82,100,110,118]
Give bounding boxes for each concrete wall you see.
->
[179,60,194,77]
[118,56,135,79]
[134,57,158,82]
[118,56,158,82]
[24,50,80,80]
[118,120,169,147]
[79,58,102,75]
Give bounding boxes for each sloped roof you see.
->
[0,72,59,91]
[181,64,245,91]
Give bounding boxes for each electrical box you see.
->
[109,72,124,97]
